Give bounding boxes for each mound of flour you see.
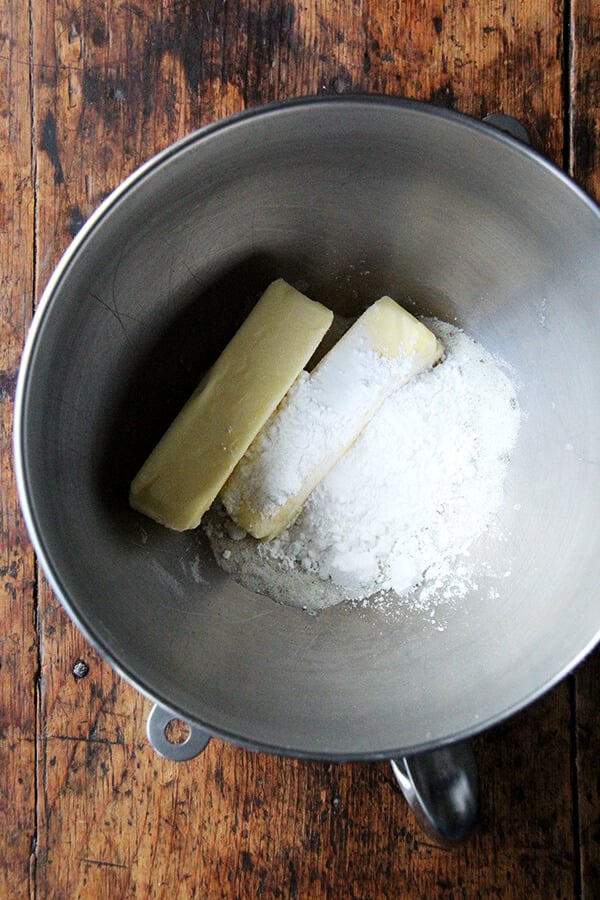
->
[203,319,522,612]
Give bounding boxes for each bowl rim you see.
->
[13,94,600,760]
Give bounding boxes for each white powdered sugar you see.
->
[222,341,413,522]
[221,300,441,538]
[203,318,522,615]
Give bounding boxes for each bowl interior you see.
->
[18,98,600,757]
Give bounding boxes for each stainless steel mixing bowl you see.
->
[14,99,600,831]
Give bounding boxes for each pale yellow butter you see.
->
[221,297,443,539]
[129,279,334,530]
[357,296,442,362]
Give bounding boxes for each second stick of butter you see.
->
[221,297,443,539]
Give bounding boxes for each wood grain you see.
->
[35,654,578,898]
[0,1,38,897]
[571,0,600,195]
[575,653,600,899]
[0,0,593,896]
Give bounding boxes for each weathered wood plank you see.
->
[348,0,564,155]
[575,652,600,898]
[34,653,577,898]
[29,1,580,897]
[571,4,600,896]
[571,0,600,195]
[0,1,38,896]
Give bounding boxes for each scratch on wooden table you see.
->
[79,857,129,869]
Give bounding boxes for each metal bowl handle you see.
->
[390,739,479,845]
[482,113,532,145]
[146,703,212,761]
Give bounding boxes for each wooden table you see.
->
[2,1,599,896]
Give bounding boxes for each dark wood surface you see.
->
[1,1,599,896]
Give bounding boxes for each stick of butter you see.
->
[221,297,443,539]
[130,279,334,530]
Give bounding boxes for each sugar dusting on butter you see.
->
[221,297,441,539]
[203,318,522,618]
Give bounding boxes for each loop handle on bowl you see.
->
[146,703,212,761]
[483,113,532,145]
[390,739,479,845]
